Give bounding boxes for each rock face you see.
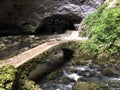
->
[0,0,103,35]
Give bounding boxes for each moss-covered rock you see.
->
[72,81,107,90]
[0,65,17,90]
[102,66,119,77]
[45,70,60,80]
[19,79,40,90]
[108,80,120,88]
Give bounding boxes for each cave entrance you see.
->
[35,14,82,35]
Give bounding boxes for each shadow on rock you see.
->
[28,48,74,81]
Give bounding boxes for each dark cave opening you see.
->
[35,14,82,35]
[0,14,82,36]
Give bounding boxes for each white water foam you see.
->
[63,69,82,81]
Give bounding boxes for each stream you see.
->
[39,60,120,90]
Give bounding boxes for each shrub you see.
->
[80,3,120,56]
[0,65,17,90]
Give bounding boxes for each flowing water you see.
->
[39,60,120,90]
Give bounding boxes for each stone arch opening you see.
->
[35,14,82,35]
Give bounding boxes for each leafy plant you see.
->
[80,3,120,56]
[0,65,17,90]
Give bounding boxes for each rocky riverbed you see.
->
[38,57,120,90]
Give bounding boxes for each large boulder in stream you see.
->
[28,48,74,81]
[0,0,103,35]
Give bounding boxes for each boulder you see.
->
[102,66,119,77]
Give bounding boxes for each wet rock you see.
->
[95,72,103,79]
[28,50,64,81]
[59,77,75,84]
[28,48,74,81]
[108,80,120,88]
[45,70,61,80]
[102,67,119,77]
[72,81,107,90]
[109,87,120,90]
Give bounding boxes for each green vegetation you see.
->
[79,3,120,57]
[72,82,106,90]
[0,65,17,90]
[19,79,40,90]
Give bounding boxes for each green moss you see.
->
[22,24,36,33]
[46,70,60,80]
[0,65,17,90]
[79,3,120,57]
[21,79,40,90]
[72,82,107,90]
